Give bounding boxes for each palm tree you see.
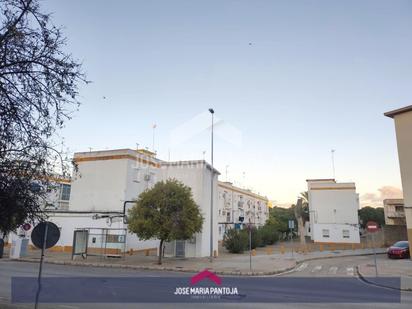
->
[293,191,309,246]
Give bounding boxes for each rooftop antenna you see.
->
[152,123,157,153]
[242,171,246,189]
[225,165,229,182]
[331,149,336,180]
[88,147,92,152]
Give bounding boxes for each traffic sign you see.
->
[31,222,60,249]
[366,221,379,233]
[288,220,295,229]
[22,223,31,231]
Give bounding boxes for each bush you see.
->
[260,225,279,245]
[223,228,248,253]
[239,227,262,249]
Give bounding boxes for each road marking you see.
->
[296,263,308,271]
[328,266,338,274]
[311,265,322,273]
[346,267,354,276]
[58,306,79,309]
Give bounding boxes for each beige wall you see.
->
[392,111,412,258]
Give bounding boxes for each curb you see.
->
[10,257,297,277]
[356,265,412,292]
[294,251,386,264]
[4,250,385,277]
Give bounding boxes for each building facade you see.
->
[384,199,406,226]
[22,148,220,258]
[217,181,269,240]
[385,105,412,257]
[307,179,360,244]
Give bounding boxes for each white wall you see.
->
[159,162,219,258]
[70,159,129,212]
[308,180,360,243]
[312,223,360,243]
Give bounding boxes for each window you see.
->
[395,205,403,212]
[226,212,231,222]
[60,184,71,201]
[342,229,350,238]
[322,229,330,238]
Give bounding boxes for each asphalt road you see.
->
[1,256,411,309]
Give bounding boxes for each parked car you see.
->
[387,241,410,259]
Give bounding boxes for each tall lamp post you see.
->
[209,108,214,262]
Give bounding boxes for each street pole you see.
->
[372,233,378,277]
[35,222,49,309]
[209,108,214,262]
[249,222,252,271]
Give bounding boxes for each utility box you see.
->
[10,238,29,259]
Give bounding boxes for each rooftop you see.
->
[384,105,412,118]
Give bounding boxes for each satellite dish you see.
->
[31,221,60,249]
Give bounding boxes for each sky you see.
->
[42,0,411,207]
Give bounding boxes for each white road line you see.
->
[311,265,322,273]
[296,263,308,271]
[328,266,338,275]
[58,305,79,309]
[346,267,354,276]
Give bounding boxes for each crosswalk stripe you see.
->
[296,263,308,271]
[311,265,322,272]
[346,267,354,276]
[328,266,338,274]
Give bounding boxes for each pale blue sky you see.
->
[44,0,411,206]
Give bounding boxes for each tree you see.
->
[128,179,204,264]
[292,191,310,245]
[266,206,294,234]
[0,0,86,240]
[223,228,248,253]
[358,206,385,229]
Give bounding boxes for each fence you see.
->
[72,228,127,260]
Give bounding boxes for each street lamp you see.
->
[209,108,214,262]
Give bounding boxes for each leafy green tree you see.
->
[266,206,294,234]
[358,206,385,228]
[259,225,279,245]
[128,179,203,264]
[241,227,262,249]
[223,228,248,253]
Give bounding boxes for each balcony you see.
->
[387,211,405,218]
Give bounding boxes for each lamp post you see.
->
[209,108,214,262]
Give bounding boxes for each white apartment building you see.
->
[385,105,412,258]
[307,179,360,244]
[29,148,219,258]
[217,181,269,240]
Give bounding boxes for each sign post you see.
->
[366,221,379,277]
[248,221,252,271]
[31,221,60,309]
[288,220,295,257]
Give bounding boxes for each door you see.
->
[175,240,185,258]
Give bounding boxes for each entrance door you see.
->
[175,240,185,258]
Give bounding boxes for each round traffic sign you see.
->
[31,222,60,249]
[366,221,379,233]
[22,223,31,231]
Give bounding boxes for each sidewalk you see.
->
[3,247,386,276]
[357,256,412,290]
